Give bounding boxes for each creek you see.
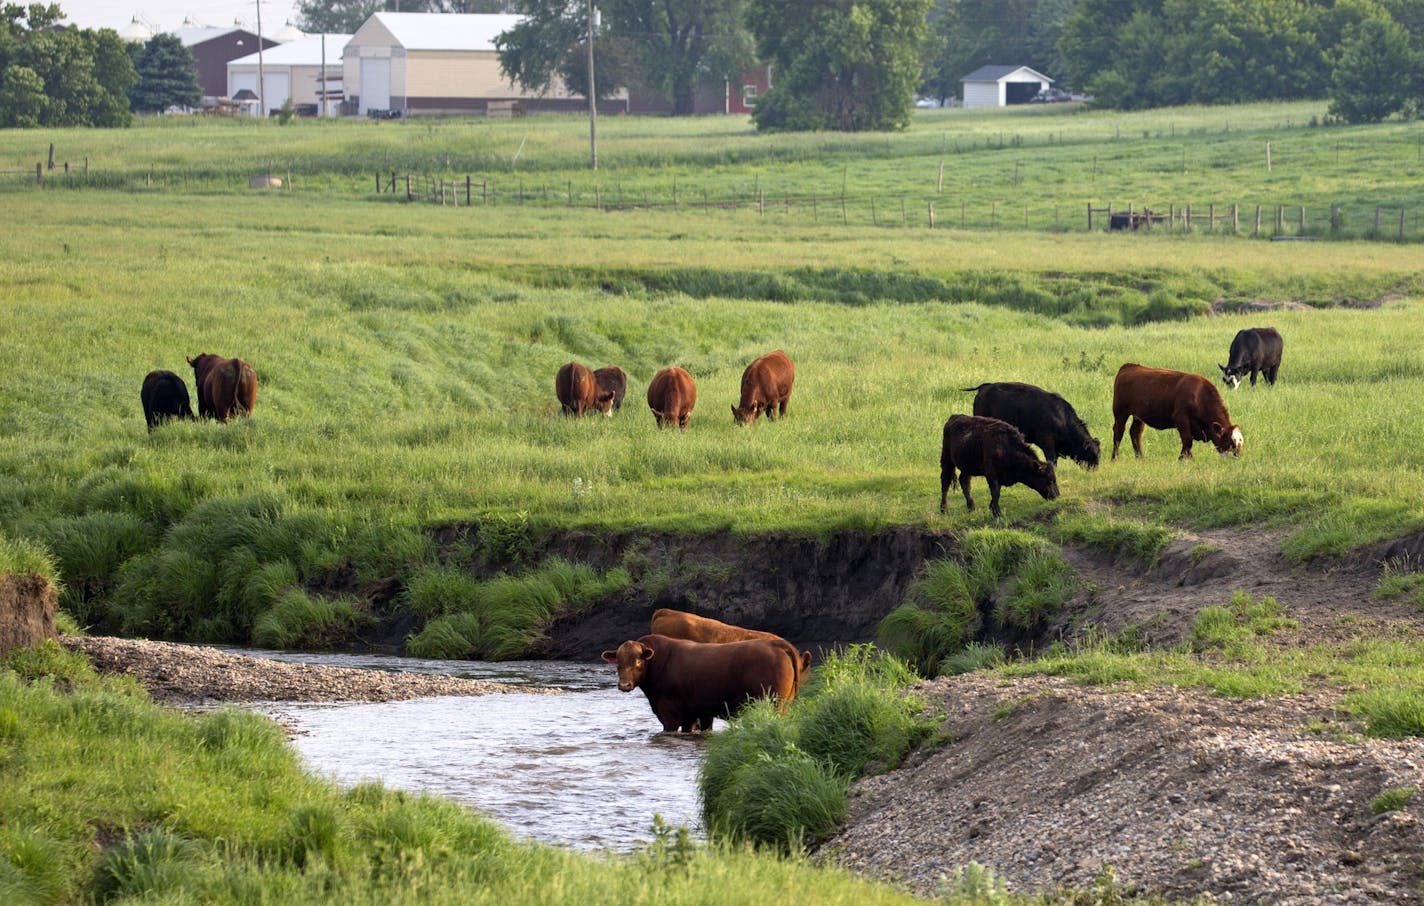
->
[233,650,705,851]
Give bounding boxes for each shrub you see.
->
[405,612,483,660]
[938,642,1006,676]
[402,566,482,619]
[96,828,199,902]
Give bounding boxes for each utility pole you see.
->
[255,0,266,116]
[586,0,597,170]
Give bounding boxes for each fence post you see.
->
[1401,209,1407,241]
[758,189,764,216]
[1266,141,1271,172]
[1254,204,1261,237]
[466,176,471,206]
[928,201,934,229]
[812,193,817,223]
[1374,207,1381,234]
[1231,204,1238,234]
[1331,204,1339,234]
[871,197,876,226]
[1299,206,1305,233]
[376,171,381,193]
[1186,204,1191,231]
[84,157,89,176]
[937,159,944,194]
[1277,205,1284,235]
[1209,203,1216,233]
[47,143,54,171]
[36,162,42,185]
[1087,201,1092,231]
[405,174,411,200]
[595,186,601,210]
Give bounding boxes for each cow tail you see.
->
[784,643,801,707]
[959,384,988,392]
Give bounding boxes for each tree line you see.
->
[1,0,1420,132]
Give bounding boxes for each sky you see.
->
[57,0,305,39]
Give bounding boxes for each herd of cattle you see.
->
[140,354,258,430]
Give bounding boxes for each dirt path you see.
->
[824,529,1424,904]
[60,636,557,705]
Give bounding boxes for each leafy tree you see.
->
[497,0,752,115]
[923,0,1073,102]
[0,3,136,127]
[747,0,932,132]
[128,32,200,113]
[1330,15,1419,122]
[297,0,514,34]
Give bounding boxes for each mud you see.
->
[0,573,57,656]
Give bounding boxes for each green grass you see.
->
[0,644,956,906]
[0,529,57,585]
[1370,786,1417,815]
[1375,561,1424,608]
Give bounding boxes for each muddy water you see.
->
[235,650,705,851]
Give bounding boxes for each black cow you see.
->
[964,381,1100,469]
[1219,327,1283,389]
[940,414,1059,519]
[140,370,194,432]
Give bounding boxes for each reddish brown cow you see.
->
[1111,363,1243,460]
[732,349,795,425]
[555,361,598,416]
[650,608,814,682]
[187,354,257,422]
[647,366,697,430]
[940,414,1059,519]
[593,366,627,414]
[602,633,800,733]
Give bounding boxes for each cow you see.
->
[556,361,601,416]
[732,349,795,426]
[1111,363,1243,460]
[601,634,800,733]
[940,414,1059,519]
[650,608,814,681]
[187,354,257,422]
[593,366,627,414]
[1219,327,1283,389]
[647,366,696,430]
[140,370,194,432]
[964,381,1100,469]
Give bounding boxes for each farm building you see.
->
[176,25,278,101]
[627,65,772,115]
[342,12,622,117]
[228,34,351,116]
[960,65,1053,108]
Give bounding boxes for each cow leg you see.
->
[1265,365,1278,385]
[940,461,956,513]
[1250,369,1259,386]
[1111,416,1127,460]
[959,474,975,512]
[764,402,775,421]
[987,476,1003,519]
[778,398,788,417]
[1176,422,1194,459]
[1129,418,1147,457]
[1041,438,1057,466]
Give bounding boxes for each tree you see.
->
[747,0,932,132]
[922,0,1073,102]
[128,33,200,113]
[0,4,136,127]
[297,0,515,36]
[497,0,753,115]
[1330,15,1418,122]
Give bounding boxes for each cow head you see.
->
[594,391,617,417]
[1025,460,1060,502]
[601,640,655,692]
[1218,364,1242,390]
[1073,435,1102,470]
[1210,422,1244,457]
[731,404,759,426]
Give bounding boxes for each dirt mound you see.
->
[0,573,57,656]
[827,673,1424,904]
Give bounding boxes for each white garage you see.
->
[228,33,351,116]
[961,65,1054,108]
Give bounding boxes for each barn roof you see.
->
[368,12,521,52]
[962,65,1054,84]
[175,26,247,46]
[229,34,351,67]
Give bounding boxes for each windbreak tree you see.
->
[128,33,200,113]
[0,4,136,127]
[747,0,932,132]
[1329,16,1419,122]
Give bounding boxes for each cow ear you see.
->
[1218,364,1227,375]
[640,645,655,661]
[1210,421,1224,436]
[186,356,194,365]
[600,651,617,663]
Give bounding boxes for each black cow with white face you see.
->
[1219,327,1283,389]
[964,381,1100,469]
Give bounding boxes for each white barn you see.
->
[961,65,1053,108]
[228,34,351,116]
[343,12,609,117]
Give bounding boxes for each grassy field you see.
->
[2,103,1423,649]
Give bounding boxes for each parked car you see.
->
[1030,87,1071,103]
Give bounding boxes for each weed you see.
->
[1370,785,1417,814]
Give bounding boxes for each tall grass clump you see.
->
[879,530,1077,676]
[251,590,370,650]
[0,530,57,583]
[1190,591,1297,656]
[1053,512,1175,567]
[1375,560,1424,608]
[700,645,936,851]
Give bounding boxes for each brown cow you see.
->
[732,349,795,425]
[650,608,814,681]
[593,366,627,415]
[647,366,696,430]
[1111,363,1243,460]
[940,414,1059,519]
[140,370,194,432]
[555,361,598,416]
[602,634,800,733]
[187,354,257,422]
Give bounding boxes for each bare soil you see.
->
[823,527,1424,904]
[0,572,57,656]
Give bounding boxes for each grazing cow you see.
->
[1111,363,1243,460]
[964,381,1100,469]
[647,366,696,430]
[187,354,257,422]
[732,349,795,425]
[555,361,599,416]
[650,608,813,680]
[1219,327,1283,389]
[140,370,194,432]
[593,366,627,414]
[602,634,800,733]
[940,414,1059,519]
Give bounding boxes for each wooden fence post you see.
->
[1231,204,1238,234]
[47,143,54,171]
[1299,206,1305,233]
[1374,207,1381,234]
[1330,204,1340,234]
[1087,202,1092,231]
[36,162,42,185]
[1254,204,1261,237]
[1209,203,1216,233]
[1277,205,1284,235]
[928,201,934,229]
[466,176,471,206]
[1401,209,1407,241]
[376,171,381,193]
[937,159,944,194]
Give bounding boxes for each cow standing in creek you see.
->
[650,608,813,685]
[602,634,801,733]
[1112,363,1243,460]
[940,414,1059,519]
[1219,327,1283,389]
